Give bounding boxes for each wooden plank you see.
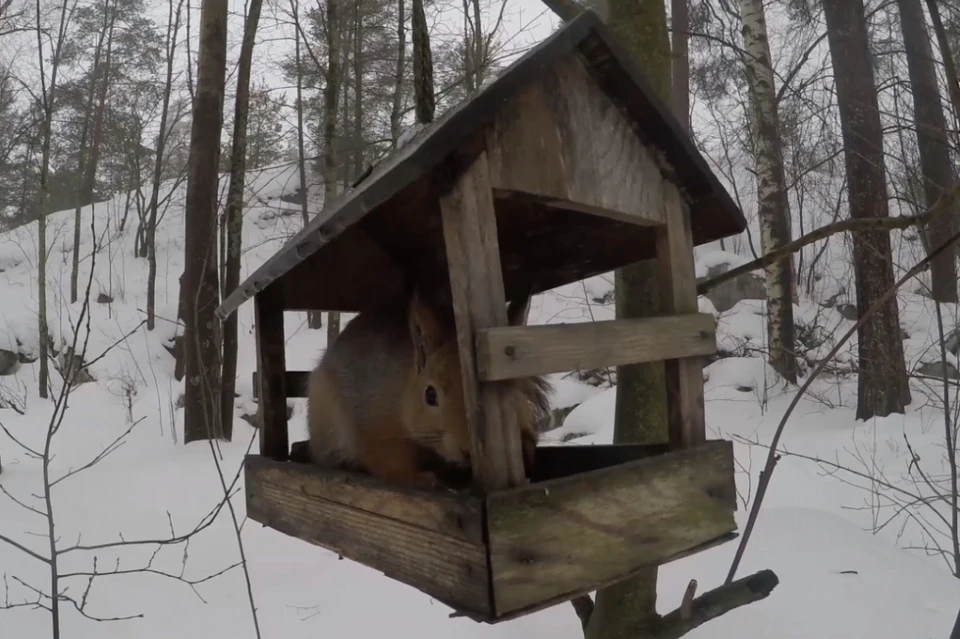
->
[440,148,527,491]
[251,371,309,399]
[475,313,716,382]
[245,455,485,544]
[485,52,666,227]
[656,185,705,448]
[486,440,737,617]
[254,287,289,460]
[245,459,491,617]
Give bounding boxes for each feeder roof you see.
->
[216,10,746,320]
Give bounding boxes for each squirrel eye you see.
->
[425,386,439,407]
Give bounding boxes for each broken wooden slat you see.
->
[474,313,716,382]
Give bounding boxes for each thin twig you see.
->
[699,181,960,295]
[724,225,960,584]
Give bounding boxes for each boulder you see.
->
[0,349,17,375]
[698,261,765,313]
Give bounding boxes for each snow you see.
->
[3,175,960,637]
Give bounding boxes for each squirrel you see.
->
[305,290,551,490]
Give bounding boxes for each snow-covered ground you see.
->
[3,164,960,638]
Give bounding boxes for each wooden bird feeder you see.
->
[216,11,748,624]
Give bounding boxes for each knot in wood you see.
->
[504,345,516,358]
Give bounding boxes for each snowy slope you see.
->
[1,165,960,638]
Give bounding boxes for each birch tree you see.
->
[738,0,797,382]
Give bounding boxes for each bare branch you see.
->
[0,534,50,564]
[724,222,960,585]
[656,570,778,639]
[699,181,960,295]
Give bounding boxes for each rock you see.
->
[97,292,113,304]
[944,329,960,356]
[698,261,765,313]
[58,347,95,387]
[0,349,17,375]
[916,361,960,380]
[836,303,858,321]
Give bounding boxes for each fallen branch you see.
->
[724,224,960,585]
[698,181,960,295]
[656,570,778,639]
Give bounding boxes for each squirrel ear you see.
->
[409,290,445,372]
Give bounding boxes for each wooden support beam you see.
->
[254,287,289,460]
[657,186,705,448]
[475,313,716,381]
[440,148,527,491]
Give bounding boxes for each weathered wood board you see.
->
[485,440,737,617]
[475,313,716,381]
[245,455,490,615]
[440,149,527,490]
[486,52,667,227]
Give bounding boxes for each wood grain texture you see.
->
[657,186,706,448]
[440,149,527,491]
[486,53,666,227]
[254,287,289,459]
[245,455,485,543]
[486,440,737,617]
[245,457,490,616]
[475,313,716,381]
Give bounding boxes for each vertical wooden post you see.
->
[656,185,705,448]
[255,286,289,460]
[440,148,527,491]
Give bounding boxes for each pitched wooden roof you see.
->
[216,10,746,320]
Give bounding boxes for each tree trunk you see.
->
[670,0,688,132]
[182,0,228,443]
[147,0,185,331]
[391,0,405,145]
[738,0,797,383]
[291,0,322,330]
[898,0,958,303]
[34,0,73,401]
[220,0,264,444]
[822,0,910,420]
[588,1,671,637]
[324,0,342,343]
[81,11,116,205]
[71,1,111,304]
[353,0,363,179]
[411,0,434,123]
